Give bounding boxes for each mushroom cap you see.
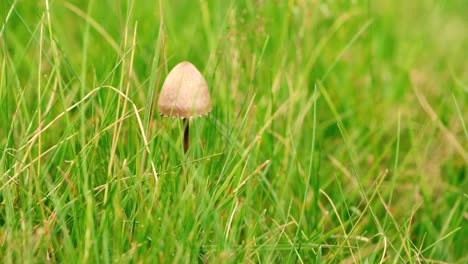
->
[158,61,212,118]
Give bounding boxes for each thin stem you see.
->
[183,118,189,153]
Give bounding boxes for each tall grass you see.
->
[1,0,467,262]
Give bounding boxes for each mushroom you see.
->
[158,61,212,153]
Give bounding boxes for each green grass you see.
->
[1,0,467,263]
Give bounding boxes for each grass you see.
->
[1,0,467,263]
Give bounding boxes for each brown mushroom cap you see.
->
[158,61,212,118]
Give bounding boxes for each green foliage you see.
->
[0,0,466,262]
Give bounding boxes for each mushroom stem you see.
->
[183,118,189,153]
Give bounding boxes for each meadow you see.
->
[1,0,467,263]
